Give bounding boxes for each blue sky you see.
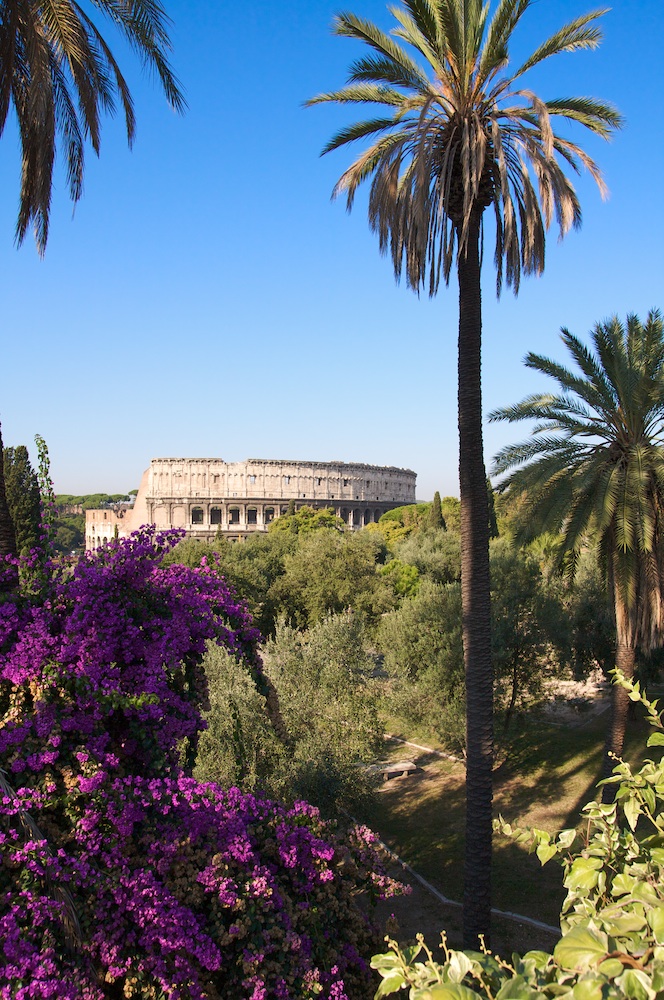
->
[1,0,662,501]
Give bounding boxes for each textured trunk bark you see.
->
[0,423,18,597]
[601,640,636,802]
[457,216,493,948]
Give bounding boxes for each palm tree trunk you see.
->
[457,215,493,948]
[601,640,636,802]
[0,423,18,597]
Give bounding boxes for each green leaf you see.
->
[424,986,483,1000]
[647,733,664,747]
[371,953,404,972]
[564,858,602,894]
[649,960,664,993]
[598,958,625,978]
[495,976,545,1000]
[624,796,642,831]
[602,913,646,934]
[611,873,637,897]
[558,830,577,850]
[614,969,656,1000]
[571,976,604,1000]
[447,951,474,983]
[537,842,558,865]
[554,924,608,971]
[403,944,424,964]
[648,905,664,944]
[374,970,407,997]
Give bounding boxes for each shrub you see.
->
[0,529,402,999]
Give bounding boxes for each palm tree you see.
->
[307,0,621,945]
[491,311,664,794]
[0,2,184,592]
[0,0,185,254]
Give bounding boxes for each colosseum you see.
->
[85,457,417,549]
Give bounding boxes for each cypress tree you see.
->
[429,491,446,530]
[0,424,18,596]
[3,444,41,555]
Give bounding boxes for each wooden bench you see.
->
[369,760,418,781]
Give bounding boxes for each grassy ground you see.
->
[358,702,653,951]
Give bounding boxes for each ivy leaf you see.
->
[598,958,626,978]
[623,796,642,831]
[447,951,474,983]
[571,975,604,1000]
[614,969,656,1000]
[537,842,558,865]
[374,970,407,997]
[424,985,484,1000]
[554,923,608,971]
[611,873,637,897]
[564,858,602,895]
[602,913,646,934]
[371,953,404,972]
[557,829,577,850]
[648,904,664,944]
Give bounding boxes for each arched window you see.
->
[247,508,257,525]
[264,507,275,524]
[210,507,221,525]
[192,507,204,524]
[229,508,240,525]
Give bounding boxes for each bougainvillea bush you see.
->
[0,528,399,999]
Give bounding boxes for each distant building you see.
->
[85,457,417,549]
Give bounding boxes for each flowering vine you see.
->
[0,528,399,998]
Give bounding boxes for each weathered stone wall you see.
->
[85,457,417,548]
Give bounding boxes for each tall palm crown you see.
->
[0,0,184,253]
[309,0,621,946]
[491,312,664,650]
[491,311,664,781]
[308,0,621,296]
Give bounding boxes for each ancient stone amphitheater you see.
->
[85,457,417,549]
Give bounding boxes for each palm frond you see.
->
[346,52,430,90]
[493,313,664,655]
[513,9,609,78]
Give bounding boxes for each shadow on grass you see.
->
[359,706,654,946]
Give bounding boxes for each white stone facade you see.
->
[85,457,417,549]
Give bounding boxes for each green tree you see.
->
[491,311,664,793]
[308,0,619,944]
[268,504,345,535]
[441,497,460,533]
[429,491,445,530]
[0,425,17,592]
[272,528,394,629]
[217,611,382,816]
[166,531,296,637]
[395,525,461,584]
[490,538,564,732]
[0,0,184,253]
[3,444,41,555]
[377,577,465,749]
